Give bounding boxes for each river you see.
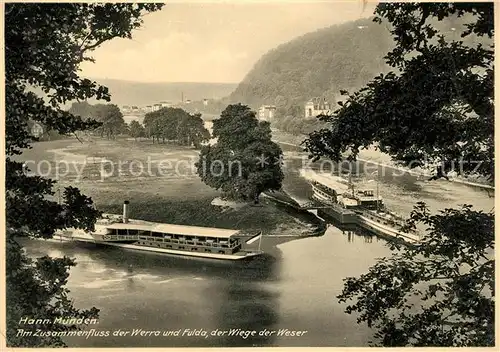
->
[20,125,494,347]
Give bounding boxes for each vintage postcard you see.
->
[2,0,495,349]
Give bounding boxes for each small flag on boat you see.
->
[246,232,262,245]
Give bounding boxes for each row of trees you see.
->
[69,102,126,139]
[143,107,210,148]
[69,102,210,148]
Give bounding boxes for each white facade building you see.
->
[258,105,277,121]
[305,98,331,118]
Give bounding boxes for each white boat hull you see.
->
[357,214,420,244]
[52,231,263,261]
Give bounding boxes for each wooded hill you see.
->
[200,15,485,118]
[227,17,394,112]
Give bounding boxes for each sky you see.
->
[80,1,377,84]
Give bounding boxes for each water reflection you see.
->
[212,282,280,346]
[21,238,283,347]
[35,241,281,282]
[343,230,373,243]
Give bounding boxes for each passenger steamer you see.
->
[304,170,420,244]
[54,201,264,260]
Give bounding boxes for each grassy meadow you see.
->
[16,137,323,240]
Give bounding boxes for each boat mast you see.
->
[348,172,354,197]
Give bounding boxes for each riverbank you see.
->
[271,129,494,190]
[17,137,324,243]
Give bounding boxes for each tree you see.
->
[285,104,303,118]
[68,101,96,120]
[196,104,284,203]
[302,3,494,346]
[69,101,128,139]
[338,204,494,346]
[93,104,126,139]
[128,120,146,141]
[5,3,163,347]
[143,110,163,143]
[178,112,211,148]
[143,107,209,147]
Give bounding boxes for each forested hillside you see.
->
[223,14,482,118]
[227,18,393,112]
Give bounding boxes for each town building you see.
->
[305,98,331,118]
[203,99,209,106]
[258,105,277,121]
[151,103,163,112]
[160,101,173,108]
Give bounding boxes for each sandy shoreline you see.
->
[272,130,494,190]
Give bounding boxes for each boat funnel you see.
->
[123,200,129,223]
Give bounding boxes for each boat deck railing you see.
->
[356,209,418,234]
[104,232,242,249]
[311,181,337,196]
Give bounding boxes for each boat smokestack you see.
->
[123,200,129,223]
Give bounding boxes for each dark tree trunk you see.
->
[253,192,260,204]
